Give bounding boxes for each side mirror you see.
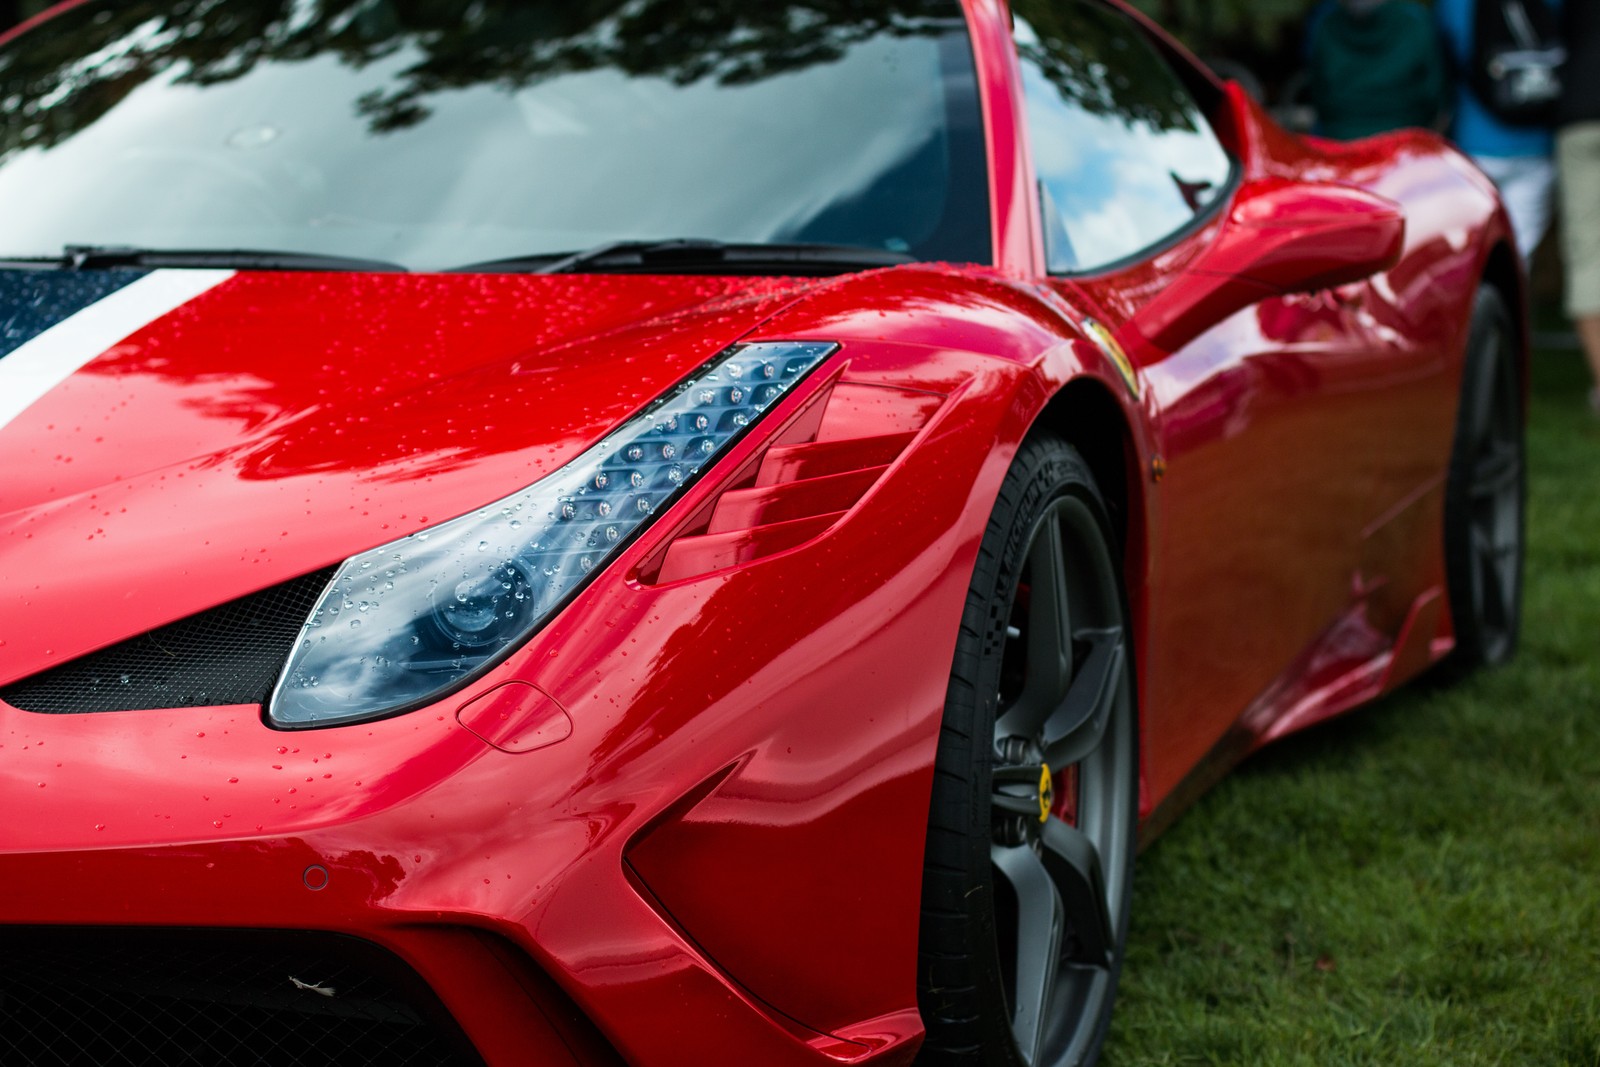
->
[1137,178,1405,351]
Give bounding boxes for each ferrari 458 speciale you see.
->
[0,0,1524,1064]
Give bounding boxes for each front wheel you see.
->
[917,437,1137,1067]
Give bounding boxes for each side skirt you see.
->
[1136,585,1449,849]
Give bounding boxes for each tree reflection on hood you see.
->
[0,0,958,158]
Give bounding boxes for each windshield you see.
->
[0,0,989,272]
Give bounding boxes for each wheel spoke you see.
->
[998,511,1072,739]
[1039,819,1115,968]
[992,842,1065,1065]
[1470,442,1519,500]
[1479,537,1511,626]
[1043,627,1125,768]
[1468,523,1493,616]
[1466,335,1499,440]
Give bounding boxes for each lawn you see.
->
[1103,345,1600,1066]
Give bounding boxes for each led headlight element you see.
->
[270,342,837,728]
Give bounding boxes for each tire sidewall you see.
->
[1442,286,1525,672]
[917,437,1137,1067]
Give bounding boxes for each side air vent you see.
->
[0,568,336,714]
[639,378,945,584]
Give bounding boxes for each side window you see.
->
[1012,0,1234,274]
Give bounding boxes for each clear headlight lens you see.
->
[269,341,836,729]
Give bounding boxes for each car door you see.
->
[1011,0,1392,799]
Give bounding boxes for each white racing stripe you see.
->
[0,269,235,432]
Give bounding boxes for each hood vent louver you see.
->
[639,378,945,585]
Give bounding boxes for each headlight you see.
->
[269,341,836,729]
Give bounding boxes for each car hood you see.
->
[0,268,821,683]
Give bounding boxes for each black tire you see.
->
[917,437,1138,1067]
[1441,286,1525,676]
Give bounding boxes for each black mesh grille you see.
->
[0,928,480,1066]
[0,569,336,715]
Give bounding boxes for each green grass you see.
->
[1102,347,1600,1066]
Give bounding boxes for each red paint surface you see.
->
[0,2,1519,1064]
[0,271,820,680]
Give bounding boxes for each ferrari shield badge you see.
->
[1082,318,1140,400]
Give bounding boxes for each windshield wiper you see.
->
[18,245,411,273]
[448,239,916,276]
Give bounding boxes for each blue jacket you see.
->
[1436,0,1559,158]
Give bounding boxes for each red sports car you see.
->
[0,0,1523,1065]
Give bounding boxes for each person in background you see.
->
[1557,2,1600,415]
[1308,0,1448,140]
[1437,0,1561,262]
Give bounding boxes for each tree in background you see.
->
[1128,0,1337,112]
[2,0,51,33]
[1128,0,1320,53]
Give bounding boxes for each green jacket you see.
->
[1311,1,1447,140]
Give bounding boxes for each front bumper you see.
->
[0,343,1026,1067]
